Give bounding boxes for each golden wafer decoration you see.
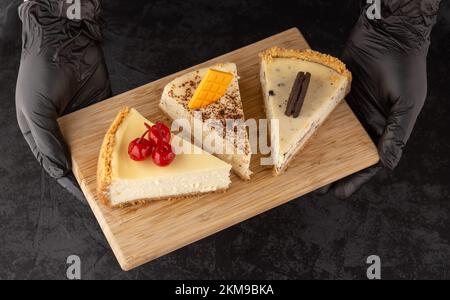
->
[188,69,234,109]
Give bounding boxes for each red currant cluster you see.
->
[128,122,176,167]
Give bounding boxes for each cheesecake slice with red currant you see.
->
[97,107,232,207]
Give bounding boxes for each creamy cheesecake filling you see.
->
[261,58,348,172]
[160,95,252,179]
[108,108,231,205]
[160,63,252,180]
[108,170,230,206]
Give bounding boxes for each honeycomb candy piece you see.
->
[188,69,234,109]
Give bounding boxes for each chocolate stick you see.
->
[285,72,305,117]
[293,72,311,118]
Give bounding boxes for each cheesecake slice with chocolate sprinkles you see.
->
[160,63,253,180]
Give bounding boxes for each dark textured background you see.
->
[0,0,449,280]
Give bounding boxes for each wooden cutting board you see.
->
[58,28,379,271]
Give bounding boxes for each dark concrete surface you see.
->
[0,0,449,280]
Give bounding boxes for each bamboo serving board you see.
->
[58,28,379,271]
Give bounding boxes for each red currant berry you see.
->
[128,138,154,161]
[149,122,171,145]
[152,142,176,167]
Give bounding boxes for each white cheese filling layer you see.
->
[160,95,252,178]
[108,169,231,206]
[261,58,348,171]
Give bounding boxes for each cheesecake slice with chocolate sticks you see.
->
[260,47,352,175]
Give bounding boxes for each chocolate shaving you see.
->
[285,72,311,118]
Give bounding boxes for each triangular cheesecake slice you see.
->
[160,63,252,180]
[260,47,352,175]
[97,107,232,207]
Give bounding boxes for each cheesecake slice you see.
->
[260,47,352,175]
[160,63,252,180]
[97,107,232,207]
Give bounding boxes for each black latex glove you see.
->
[15,0,111,203]
[323,0,441,199]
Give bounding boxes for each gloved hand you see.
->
[15,0,111,203]
[322,0,442,199]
